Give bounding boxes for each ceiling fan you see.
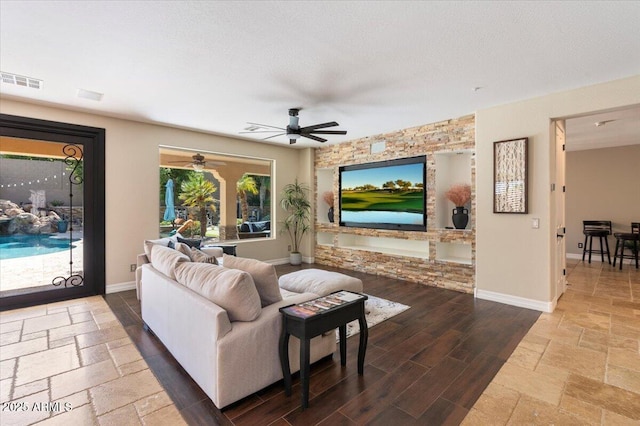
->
[166,153,225,171]
[241,108,347,144]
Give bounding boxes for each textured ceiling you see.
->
[1,1,638,149]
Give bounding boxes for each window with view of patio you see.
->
[159,147,272,244]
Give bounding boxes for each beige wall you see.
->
[0,98,310,289]
[476,75,640,310]
[565,144,640,256]
[3,74,639,307]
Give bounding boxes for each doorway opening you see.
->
[0,114,105,311]
[552,104,640,305]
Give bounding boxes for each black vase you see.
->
[452,207,469,229]
[328,207,334,223]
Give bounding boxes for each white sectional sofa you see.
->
[138,241,336,408]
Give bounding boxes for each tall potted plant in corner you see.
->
[280,179,311,265]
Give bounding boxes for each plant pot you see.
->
[289,252,302,265]
[57,220,68,233]
[328,207,334,223]
[452,207,469,229]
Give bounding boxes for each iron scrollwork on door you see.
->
[52,143,84,288]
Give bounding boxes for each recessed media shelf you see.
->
[337,234,429,259]
[434,150,473,230]
[316,168,334,224]
[435,241,472,265]
[316,232,334,246]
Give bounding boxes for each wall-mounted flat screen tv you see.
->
[339,156,426,231]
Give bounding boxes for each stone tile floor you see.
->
[0,296,185,425]
[2,258,638,425]
[463,259,640,425]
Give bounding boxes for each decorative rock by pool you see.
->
[0,199,62,235]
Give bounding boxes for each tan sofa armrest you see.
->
[135,253,150,301]
[137,253,149,268]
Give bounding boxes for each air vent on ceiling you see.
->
[1,71,42,89]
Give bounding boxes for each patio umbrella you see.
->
[163,178,176,227]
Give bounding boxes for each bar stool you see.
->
[613,222,639,270]
[582,221,612,264]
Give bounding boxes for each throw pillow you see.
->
[149,245,190,280]
[143,233,182,259]
[174,262,261,322]
[175,242,218,264]
[177,236,201,249]
[190,248,218,264]
[222,254,282,307]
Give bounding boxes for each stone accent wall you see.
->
[314,114,476,293]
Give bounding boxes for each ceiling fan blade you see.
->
[307,130,347,135]
[299,122,339,132]
[262,133,285,140]
[302,134,327,143]
[246,122,286,131]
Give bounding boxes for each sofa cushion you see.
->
[174,262,261,322]
[278,269,364,297]
[175,242,218,264]
[149,245,190,280]
[222,254,283,307]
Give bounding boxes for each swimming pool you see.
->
[0,234,79,260]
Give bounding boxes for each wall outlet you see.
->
[532,218,540,229]
[578,243,583,249]
[130,264,136,272]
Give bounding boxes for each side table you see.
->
[279,291,368,409]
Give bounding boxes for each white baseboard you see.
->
[265,258,291,265]
[106,281,136,294]
[566,252,583,260]
[475,288,554,313]
[265,256,315,266]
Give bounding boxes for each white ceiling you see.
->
[1,1,639,149]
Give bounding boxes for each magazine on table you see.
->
[281,291,364,318]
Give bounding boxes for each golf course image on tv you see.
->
[339,156,426,231]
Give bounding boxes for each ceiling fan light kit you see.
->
[241,108,347,144]
[166,153,224,171]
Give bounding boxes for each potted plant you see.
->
[57,214,69,233]
[322,191,335,223]
[280,179,311,265]
[445,183,471,229]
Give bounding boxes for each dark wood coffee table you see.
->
[279,291,368,409]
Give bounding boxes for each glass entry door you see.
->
[0,115,105,311]
[0,139,85,296]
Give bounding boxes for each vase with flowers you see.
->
[445,184,471,229]
[322,191,335,223]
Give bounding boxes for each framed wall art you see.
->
[493,137,528,214]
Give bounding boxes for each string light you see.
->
[0,173,70,189]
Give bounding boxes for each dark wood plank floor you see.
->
[104,263,540,425]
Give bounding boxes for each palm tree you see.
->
[257,176,270,218]
[179,173,217,238]
[237,174,258,222]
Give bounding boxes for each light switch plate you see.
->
[532,218,540,229]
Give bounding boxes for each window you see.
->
[159,147,272,243]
